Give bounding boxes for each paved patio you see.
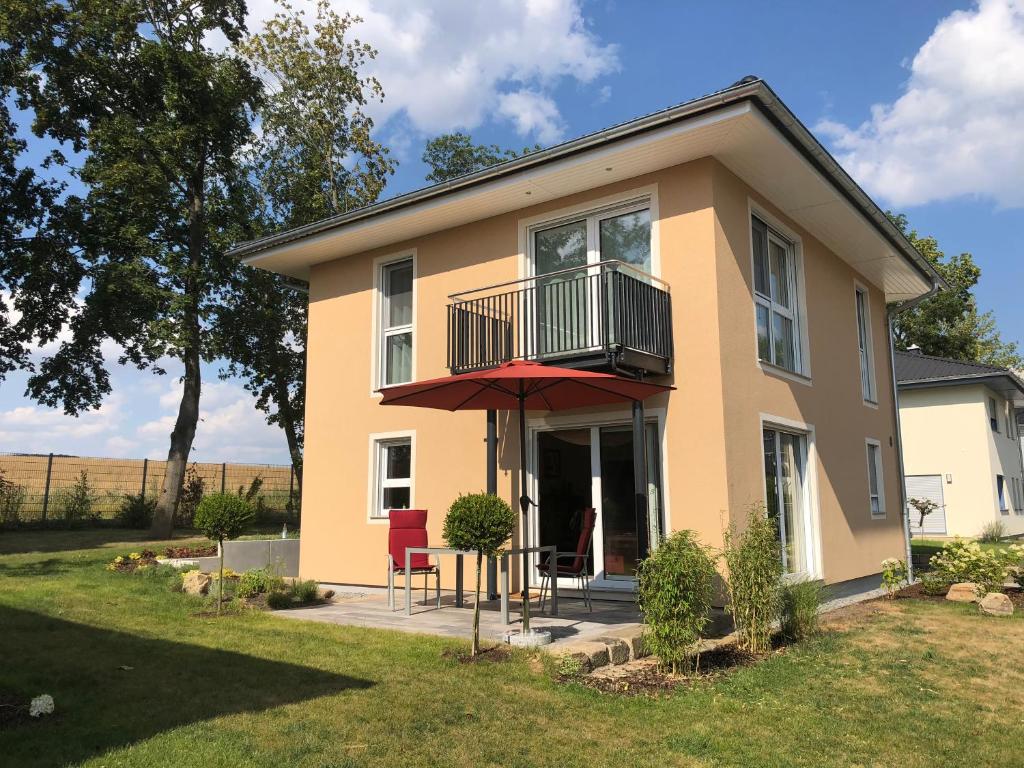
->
[277,585,732,650]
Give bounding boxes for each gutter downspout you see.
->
[887,280,942,583]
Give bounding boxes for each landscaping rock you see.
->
[979,592,1014,617]
[182,571,212,596]
[598,637,631,665]
[597,624,648,659]
[317,588,336,601]
[945,582,980,603]
[557,641,609,671]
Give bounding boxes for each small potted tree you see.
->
[443,493,516,656]
[908,497,938,536]
[194,493,255,613]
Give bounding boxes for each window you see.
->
[997,474,1008,514]
[372,438,412,519]
[855,287,876,402]
[762,427,812,575]
[989,396,999,432]
[865,441,886,517]
[1005,402,1015,438]
[752,216,802,374]
[379,258,414,387]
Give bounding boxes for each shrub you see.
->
[979,520,1006,544]
[780,578,823,641]
[443,493,516,655]
[929,538,1023,595]
[0,470,26,525]
[919,570,952,596]
[236,568,283,599]
[880,558,908,598]
[175,465,204,528]
[194,493,255,613]
[117,493,156,529]
[722,504,783,654]
[58,470,97,524]
[292,579,320,604]
[636,530,716,674]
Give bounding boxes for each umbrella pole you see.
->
[518,393,531,633]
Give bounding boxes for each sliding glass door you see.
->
[762,428,810,576]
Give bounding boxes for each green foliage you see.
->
[880,558,908,598]
[919,570,952,596]
[117,494,156,530]
[57,470,97,524]
[0,470,26,525]
[979,520,1005,544]
[442,493,516,556]
[193,494,255,544]
[888,213,1021,367]
[908,497,938,531]
[636,530,716,675]
[264,579,319,609]
[723,505,783,654]
[443,493,515,655]
[422,132,539,183]
[174,465,204,528]
[236,568,284,599]
[780,579,823,641]
[292,579,320,604]
[928,538,1023,595]
[266,589,292,610]
[555,655,585,679]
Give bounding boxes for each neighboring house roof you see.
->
[229,76,943,301]
[895,350,1024,404]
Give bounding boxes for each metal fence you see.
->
[0,452,299,527]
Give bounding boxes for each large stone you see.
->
[597,624,647,659]
[597,637,631,665]
[556,641,610,671]
[182,571,212,596]
[979,592,1014,617]
[945,582,980,603]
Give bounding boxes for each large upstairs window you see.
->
[855,286,877,402]
[752,216,803,375]
[380,258,414,387]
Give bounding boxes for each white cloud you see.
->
[238,0,618,143]
[496,90,564,143]
[817,0,1024,208]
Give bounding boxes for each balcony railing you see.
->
[446,261,673,375]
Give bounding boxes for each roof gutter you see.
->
[886,278,942,584]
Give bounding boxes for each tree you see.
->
[442,493,516,656]
[217,1,396,486]
[422,132,539,183]
[1,0,262,538]
[193,492,255,613]
[889,213,1021,368]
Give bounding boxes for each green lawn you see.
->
[910,537,1013,560]
[1,530,1022,767]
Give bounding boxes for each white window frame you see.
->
[371,250,416,394]
[749,203,811,382]
[367,431,415,523]
[854,283,877,404]
[758,413,822,580]
[517,185,661,280]
[865,438,886,519]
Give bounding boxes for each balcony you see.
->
[446,261,673,376]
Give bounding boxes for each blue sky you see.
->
[2,0,1022,465]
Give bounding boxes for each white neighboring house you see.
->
[896,350,1024,538]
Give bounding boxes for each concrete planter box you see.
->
[191,539,300,577]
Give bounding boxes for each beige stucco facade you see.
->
[297,157,907,590]
[899,384,1024,538]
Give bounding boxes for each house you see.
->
[230,77,942,599]
[895,350,1024,538]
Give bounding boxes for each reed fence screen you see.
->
[0,452,298,527]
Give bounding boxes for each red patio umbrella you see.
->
[379,359,672,634]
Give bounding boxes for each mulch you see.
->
[571,644,763,697]
[164,544,217,558]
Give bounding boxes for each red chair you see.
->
[537,507,596,612]
[386,509,441,611]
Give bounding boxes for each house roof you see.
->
[895,350,1024,405]
[229,76,944,301]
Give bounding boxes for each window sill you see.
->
[863,398,879,410]
[758,360,812,387]
[871,513,887,520]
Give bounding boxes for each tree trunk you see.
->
[274,372,303,491]
[150,174,205,538]
[472,552,482,656]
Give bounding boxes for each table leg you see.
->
[456,553,464,608]
[549,547,559,617]
[405,552,412,616]
[500,554,510,625]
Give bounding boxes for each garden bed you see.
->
[164,544,217,558]
[893,582,1024,608]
